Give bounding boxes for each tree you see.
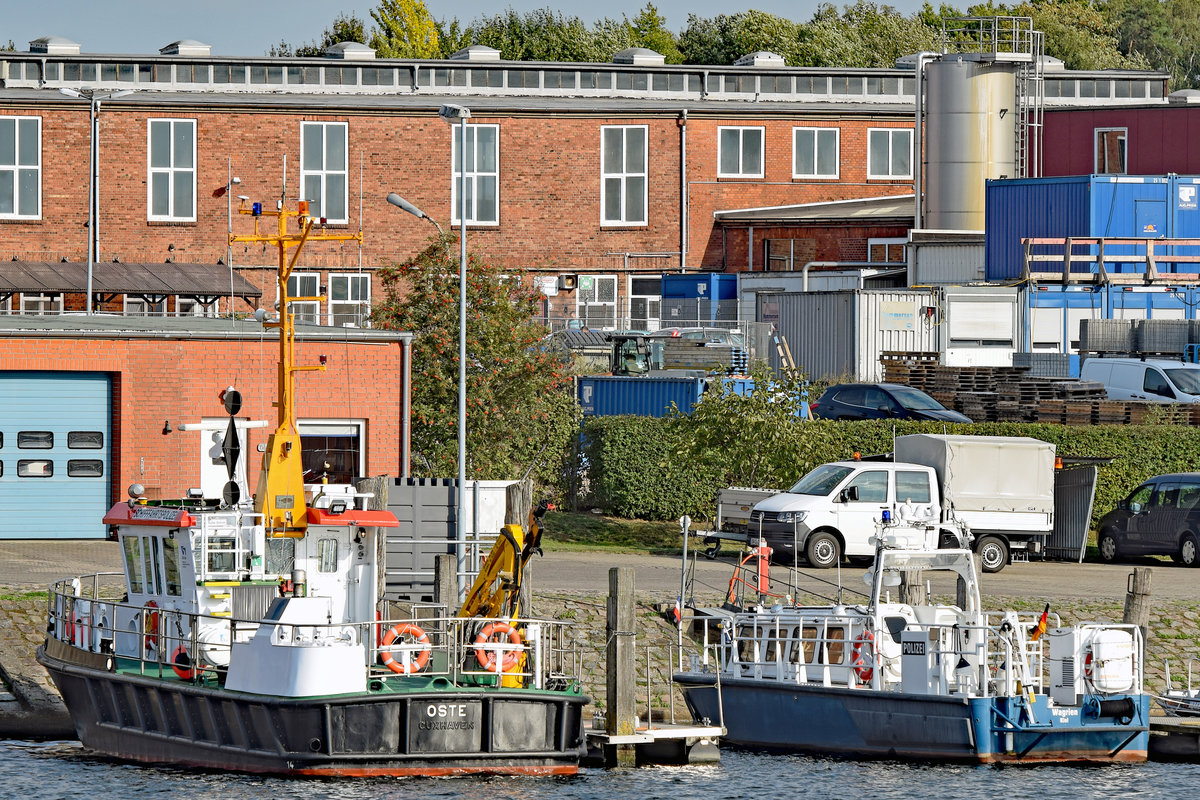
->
[799,1,939,67]
[465,8,603,62]
[371,235,579,490]
[672,362,812,489]
[371,0,441,59]
[630,3,684,63]
[268,12,367,57]
[679,11,805,65]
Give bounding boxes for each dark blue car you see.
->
[811,383,972,423]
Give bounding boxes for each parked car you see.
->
[1097,473,1200,566]
[1080,357,1200,403]
[810,383,973,423]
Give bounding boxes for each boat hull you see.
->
[675,672,1148,764]
[39,642,587,776]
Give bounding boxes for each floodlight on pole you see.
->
[436,103,471,602]
[59,86,137,314]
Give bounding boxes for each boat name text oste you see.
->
[418,704,477,731]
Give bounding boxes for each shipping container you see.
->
[738,269,908,324]
[907,230,986,285]
[983,174,1200,281]
[576,375,706,417]
[941,285,1019,367]
[661,273,738,324]
[775,290,939,381]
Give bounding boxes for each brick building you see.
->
[0,38,1167,330]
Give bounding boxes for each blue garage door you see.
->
[0,372,111,539]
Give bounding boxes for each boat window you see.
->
[317,538,338,573]
[124,536,145,594]
[825,626,846,663]
[162,536,182,596]
[265,538,295,575]
[207,535,238,574]
[761,632,780,663]
[146,535,164,595]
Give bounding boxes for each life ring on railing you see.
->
[474,621,523,673]
[171,645,196,680]
[1083,650,1094,682]
[379,623,431,675]
[851,630,875,683]
[143,601,160,651]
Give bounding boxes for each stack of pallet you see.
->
[879,352,1197,426]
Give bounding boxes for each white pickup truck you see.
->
[749,434,1057,572]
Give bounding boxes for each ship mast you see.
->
[231,196,362,535]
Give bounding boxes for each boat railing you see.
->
[680,607,1113,698]
[1165,657,1200,695]
[45,577,583,690]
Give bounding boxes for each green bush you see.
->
[576,414,1200,528]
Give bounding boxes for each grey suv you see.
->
[1097,473,1200,566]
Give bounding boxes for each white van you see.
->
[1080,357,1200,403]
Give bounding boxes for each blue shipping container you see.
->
[577,375,706,418]
[661,273,738,300]
[984,175,1193,281]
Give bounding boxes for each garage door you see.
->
[0,372,111,539]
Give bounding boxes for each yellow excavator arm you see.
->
[457,504,546,620]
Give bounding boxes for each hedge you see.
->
[576,415,1200,530]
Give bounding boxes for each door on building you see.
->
[0,372,111,539]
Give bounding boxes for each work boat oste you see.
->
[37,199,587,776]
[674,521,1150,763]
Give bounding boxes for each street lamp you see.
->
[59,87,135,315]
[439,103,470,602]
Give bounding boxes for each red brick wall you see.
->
[0,104,914,303]
[0,334,404,501]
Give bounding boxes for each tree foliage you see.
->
[679,11,805,66]
[799,1,940,67]
[268,13,367,57]
[371,235,579,492]
[371,0,441,58]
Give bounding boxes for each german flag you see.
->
[1029,603,1050,642]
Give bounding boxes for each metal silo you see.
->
[924,57,1017,230]
[919,18,1043,231]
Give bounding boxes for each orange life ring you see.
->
[1084,650,1094,680]
[851,629,875,683]
[171,645,195,680]
[474,621,523,673]
[379,623,431,674]
[143,601,160,651]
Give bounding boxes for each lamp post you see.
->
[59,87,134,315]
[226,166,241,317]
[441,104,472,601]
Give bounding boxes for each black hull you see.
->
[39,643,587,776]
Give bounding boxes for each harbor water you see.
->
[2,740,1196,799]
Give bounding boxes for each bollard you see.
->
[1123,567,1153,643]
[605,566,636,766]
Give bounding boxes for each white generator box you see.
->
[1048,626,1136,706]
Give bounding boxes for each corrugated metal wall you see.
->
[577,375,706,417]
[1046,466,1098,562]
[776,290,939,381]
[910,241,986,285]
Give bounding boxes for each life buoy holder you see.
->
[143,601,160,651]
[474,621,523,673]
[171,645,195,680]
[1083,650,1094,681]
[851,629,875,683]
[379,623,432,674]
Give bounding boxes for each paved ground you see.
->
[0,539,1195,738]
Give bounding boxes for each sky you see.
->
[5,0,928,58]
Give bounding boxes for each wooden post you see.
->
[434,553,457,611]
[1123,567,1153,643]
[899,570,923,605]
[606,567,637,766]
[506,478,535,617]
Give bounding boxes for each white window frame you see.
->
[867,237,907,264]
[450,123,500,226]
[867,128,913,180]
[147,118,196,222]
[20,293,61,314]
[1094,127,1128,175]
[176,296,220,317]
[627,275,661,332]
[300,121,348,224]
[328,273,371,328]
[792,127,839,179]
[123,296,167,317]
[283,271,321,325]
[0,116,41,220]
[297,418,365,483]
[576,274,618,330]
[718,126,765,179]
[600,125,648,227]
